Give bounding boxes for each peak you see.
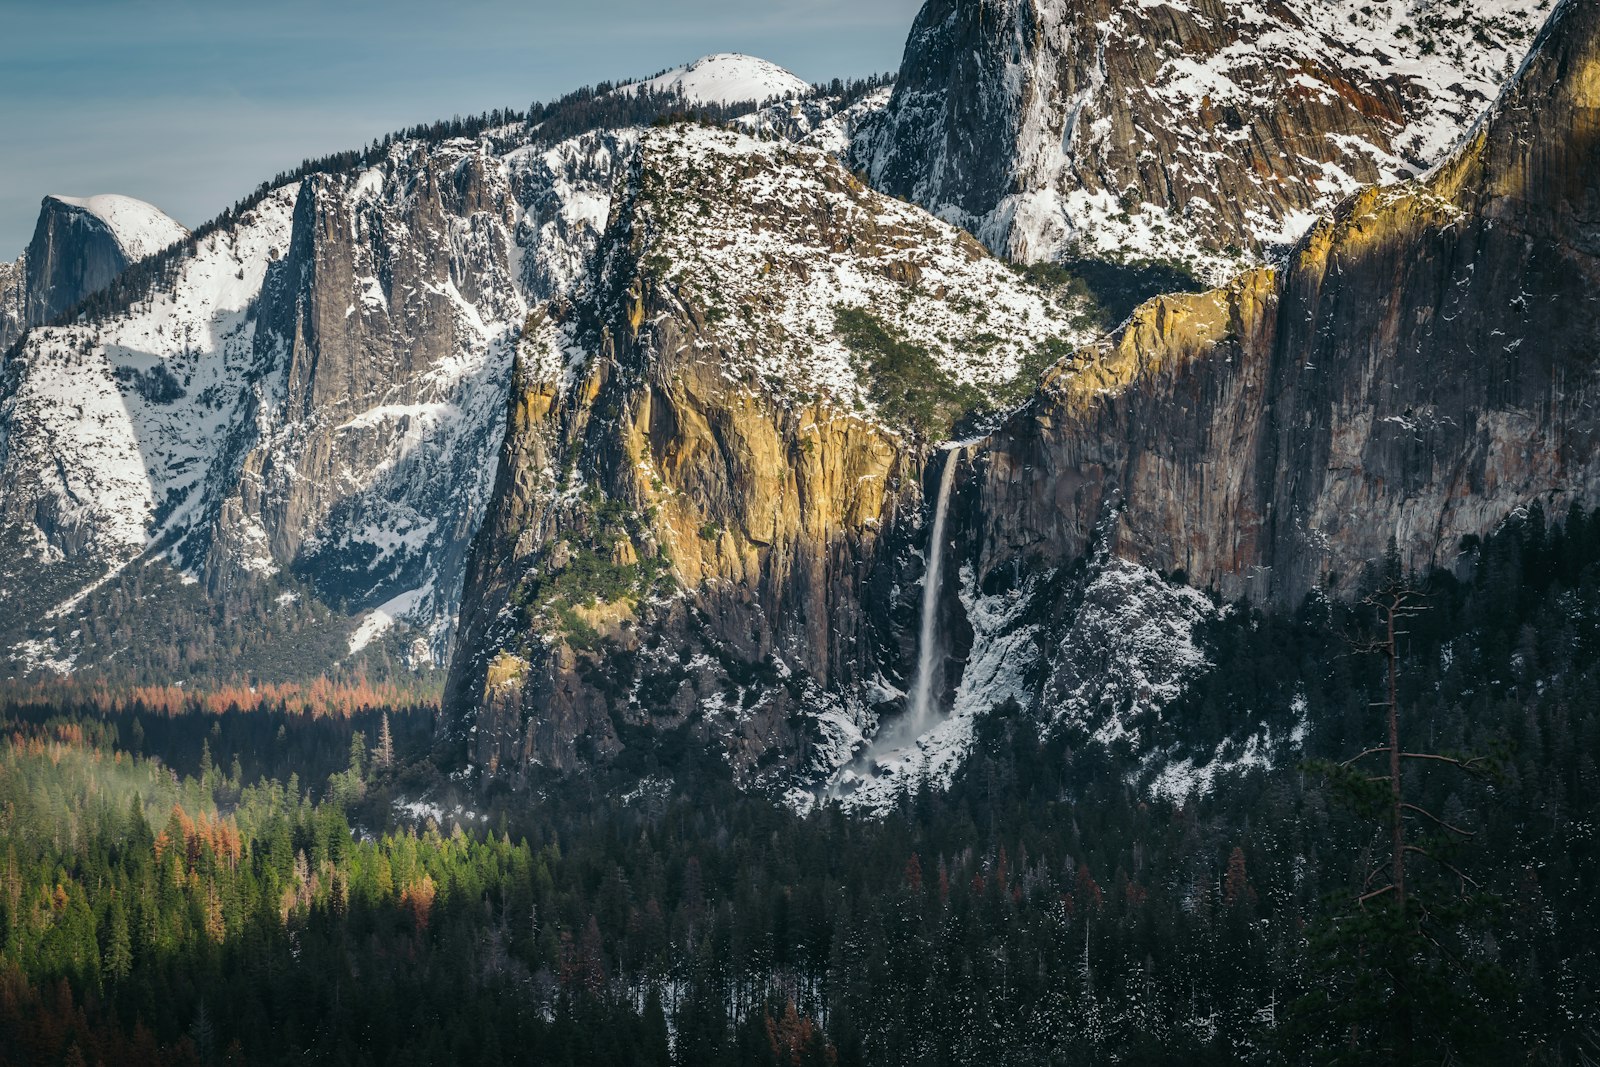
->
[40,193,187,262]
[633,53,811,107]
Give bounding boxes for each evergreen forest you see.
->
[0,507,1596,1065]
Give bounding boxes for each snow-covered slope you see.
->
[0,255,23,352]
[0,129,637,679]
[629,53,811,106]
[1,185,299,565]
[3,78,892,683]
[529,124,1089,423]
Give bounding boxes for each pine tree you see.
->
[191,1000,215,1065]
[376,712,395,770]
[1292,583,1507,1064]
[105,896,133,981]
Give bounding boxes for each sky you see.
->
[0,0,922,253]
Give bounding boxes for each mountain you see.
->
[1,2,1579,809]
[439,0,1600,810]
[443,122,1095,791]
[0,138,609,681]
[0,193,186,352]
[4,12,1600,1066]
[0,69,873,686]
[893,0,1600,800]
[857,0,1553,276]
[627,53,814,106]
[976,0,1600,602]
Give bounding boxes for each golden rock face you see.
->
[452,294,922,783]
[446,125,1091,785]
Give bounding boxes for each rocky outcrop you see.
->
[860,0,1551,274]
[446,125,1092,788]
[450,310,912,784]
[973,0,1600,608]
[0,76,923,685]
[447,3,1600,801]
[0,131,631,678]
[203,142,528,652]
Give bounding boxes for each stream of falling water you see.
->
[907,451,958,733]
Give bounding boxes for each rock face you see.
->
[442,2,1600,805]
[201,144,532,651]
[803,0,1600,811]
[0,76,895,683]
[446,0,1599,806]
[860,0,1552,274]
[0,132,633,676]
[0,257,23,354]
[445,125,1093,789]
[973,0,1600,610]
[0,194,186,352]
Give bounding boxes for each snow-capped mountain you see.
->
[858,0,1554,278]
[0,193,187,351]
[0,74,873,685]
[0,132,631,679]
[44,194,188,264]
[445,0,1600,813]
[4,0,1589,817]
[445,121,1099,789]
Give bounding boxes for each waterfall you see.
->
[907,451,959,732]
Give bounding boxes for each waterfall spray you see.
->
[907,451,959,733]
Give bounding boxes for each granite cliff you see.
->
[444,0,1600,807]
[444,125,1093,790]
[0,63,889,684]
[4,10,1593,813]
[973,0,1600,607]
[858,0,1552,274]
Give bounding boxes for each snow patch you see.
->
[1045,555,1216,748]
[1145,689,1310,802]
[827,563,1038,815]
[627,53,811,107]
[348,583,432,655]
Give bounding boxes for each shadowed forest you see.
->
[1,506,1597,1065]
